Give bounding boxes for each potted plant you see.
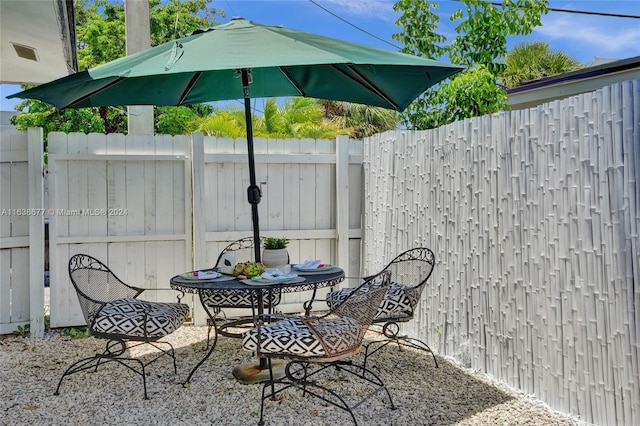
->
[262,237,290,272]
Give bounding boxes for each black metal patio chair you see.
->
[326,247,438,368]
[56,254,190,399]
[200,237,282,347]
[242,269,395,425]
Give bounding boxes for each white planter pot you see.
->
[262,248,290,272]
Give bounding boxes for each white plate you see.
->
[180,270,221,280]
[251,275,298,283]
[242,277,306,285]
[293,264,335,272]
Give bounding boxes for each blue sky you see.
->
[212,0,640,61]
[2,0,639,111]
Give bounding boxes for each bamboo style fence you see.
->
[362,80,639,426]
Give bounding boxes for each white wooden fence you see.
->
[362,80,639,426]
[47,132,194,327]
[191,133,364,316]
[44,132,363,327]
[0,127,44,337]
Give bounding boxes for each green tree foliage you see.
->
[191,98,352,139]
[155,104,215,135]
[190,108,247,138]
[393,0,549,129]
[501,41,583,88]
[321,100,399,139]
[11,0,222,138]
[411,65,508,129]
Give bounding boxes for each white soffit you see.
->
[0,0,76,84]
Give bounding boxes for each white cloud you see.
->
[535,14,640,58]
[323,0,398,21]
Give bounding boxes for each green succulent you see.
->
[264,237,289,249]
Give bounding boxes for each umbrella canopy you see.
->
[8,17,463,261]
[9,17,462,110]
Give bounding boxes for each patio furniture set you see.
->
[59,240,436,425]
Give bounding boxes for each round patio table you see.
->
[170,266,344,384]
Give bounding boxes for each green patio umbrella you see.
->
[8,17,463,260]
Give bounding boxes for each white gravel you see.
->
[0,325,586,426]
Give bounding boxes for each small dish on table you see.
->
[293,264,336,273]
[179,270,221,280]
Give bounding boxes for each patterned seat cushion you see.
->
[93,298,189,338]
[327,282,413,321]
[243,316,361,358]
[201,289,280,308]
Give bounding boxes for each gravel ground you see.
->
[0,325,587,426]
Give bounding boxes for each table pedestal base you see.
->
[232,360,286,384]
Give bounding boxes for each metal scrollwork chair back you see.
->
[326,247,438,368]
[242,269,396,425]
[56,254,190,399]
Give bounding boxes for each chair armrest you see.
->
[139,287,181,292]
[138,287,186,302]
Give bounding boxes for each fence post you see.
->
[191,132,208,325]
[336,135,350,277]
[28,128,44,338]
[192,132,206,271]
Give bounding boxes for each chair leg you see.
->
[395,337,439,368]
[260,374,358,425]
[143,341,179,373]
[258,359,395,426]
[54,356,103,395]
[364,322,439,368]
[54,353,148,399]
[362,339,394,372]
[54,338,180,400]
[347,361,396,412]
[258,358,277,426]
[93,338,127,372]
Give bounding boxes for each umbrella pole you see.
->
[241,68,273,376]
[241,69,262,263]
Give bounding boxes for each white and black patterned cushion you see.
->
[201,290,279,308]
[243,316,361,358]
[93,298,189,338]
[327,282,413,321]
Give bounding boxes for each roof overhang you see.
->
[507,56,640,110]
[0,0,77,84]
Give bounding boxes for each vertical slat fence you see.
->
[362,80,639,426]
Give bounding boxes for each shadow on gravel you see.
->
[1,326,573,426]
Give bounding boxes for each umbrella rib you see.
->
[178,71,204,105]
[334,65,400,110]
[65,76,127,108]
[278,67,308,97]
